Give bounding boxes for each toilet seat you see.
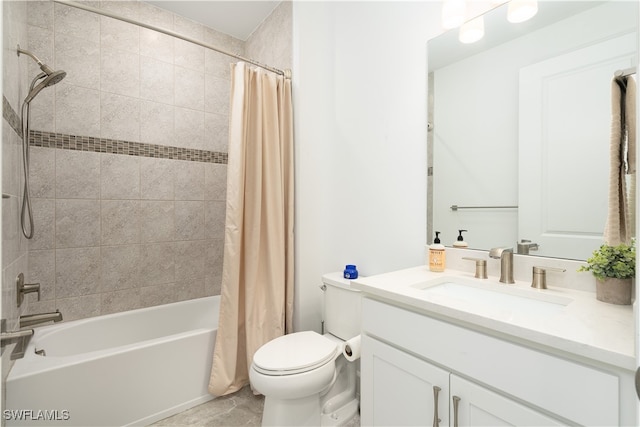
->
[253,331,339,376]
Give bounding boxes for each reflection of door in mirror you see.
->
[519,33,636,260]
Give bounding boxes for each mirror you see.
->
[428,0,638,260]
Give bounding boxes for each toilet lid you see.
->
[253,331,338,375]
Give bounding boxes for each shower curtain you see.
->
[208,62,294,396]
[604,75,636,245]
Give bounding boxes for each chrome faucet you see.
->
[489,247,514,284]
[19,310,63,328]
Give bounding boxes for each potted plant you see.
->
[578,241,635,305]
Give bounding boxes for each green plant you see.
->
[578,241,635,280]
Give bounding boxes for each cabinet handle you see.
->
[635,366,640,400]
[452,395,461,427]
[432,386,441,427]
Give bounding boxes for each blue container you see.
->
[343,265,358,279]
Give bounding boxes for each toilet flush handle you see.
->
[318,285,326,333]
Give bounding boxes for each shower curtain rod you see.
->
[52,0,291,78]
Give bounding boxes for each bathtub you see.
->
[5,296,220,426]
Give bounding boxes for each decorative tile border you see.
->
[3,95,22,137]
[30,131,228,164]
[3,96,227,164]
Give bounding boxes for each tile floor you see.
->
[150,385,361,426]
[151,386,264,426]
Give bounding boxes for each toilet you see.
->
[250,272,361,426]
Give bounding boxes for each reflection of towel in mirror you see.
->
[626,77,636,174]
[626,77,636,238]
[604,76,635,245]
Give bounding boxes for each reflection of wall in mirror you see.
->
[432,1,637,259]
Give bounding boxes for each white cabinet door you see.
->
[450,375,565,427]
[361,335,450,427]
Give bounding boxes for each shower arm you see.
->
[17,46,42,64]
[17,45,55,75]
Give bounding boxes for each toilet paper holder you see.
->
[343,335,361,362]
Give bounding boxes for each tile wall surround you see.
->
[6,0,293,322]
[20,0,240,322]
[4,101,227,164]
[25,0,240,153]
[25,144,229,319]
[3,0,29,402]
[244,1,292,73]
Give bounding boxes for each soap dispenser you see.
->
[429,231,446,272]
[453,229,468,248]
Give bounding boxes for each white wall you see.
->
[292,1,443,332]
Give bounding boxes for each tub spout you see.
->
[19,310,63,328]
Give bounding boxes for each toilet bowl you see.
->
[250,331,339,400]
[250,272,361,427]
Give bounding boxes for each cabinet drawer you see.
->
[362,297,619,426]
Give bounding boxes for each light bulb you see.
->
[507,0,538,23]
[442,0,466,29]
[459,16,484,44]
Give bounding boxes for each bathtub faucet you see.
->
[19,310,63,328]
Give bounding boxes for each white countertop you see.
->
[352,265,636,371]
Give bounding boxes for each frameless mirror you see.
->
[428,0,638,260]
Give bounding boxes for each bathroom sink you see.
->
[411,277,573,315]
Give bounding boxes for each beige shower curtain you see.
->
[208,62,294,396]
[604,75,636,245]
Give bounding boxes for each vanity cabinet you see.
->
[360,297,624,426]
[449,374,564,426]
[362,335,449,426]
[362,336,564,426]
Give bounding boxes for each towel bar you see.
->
[450,205,518,211]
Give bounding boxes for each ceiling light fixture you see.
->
[507,0,538,23]
[442,0,466,29]
[458,15,484,44]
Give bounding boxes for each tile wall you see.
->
[6,0,289,323]
[2,0,29,406]
[15,0,243,321]
[245,1,292,73]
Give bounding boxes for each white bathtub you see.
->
[6,296,220,426]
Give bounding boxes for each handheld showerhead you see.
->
[44,70,67,86]
[17,45,67,239]
[23,70,67,104]
[17,45,66,104]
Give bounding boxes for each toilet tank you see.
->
[321,272,361,340]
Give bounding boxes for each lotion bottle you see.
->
[453,229,468,248]
[429,231,446,272]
